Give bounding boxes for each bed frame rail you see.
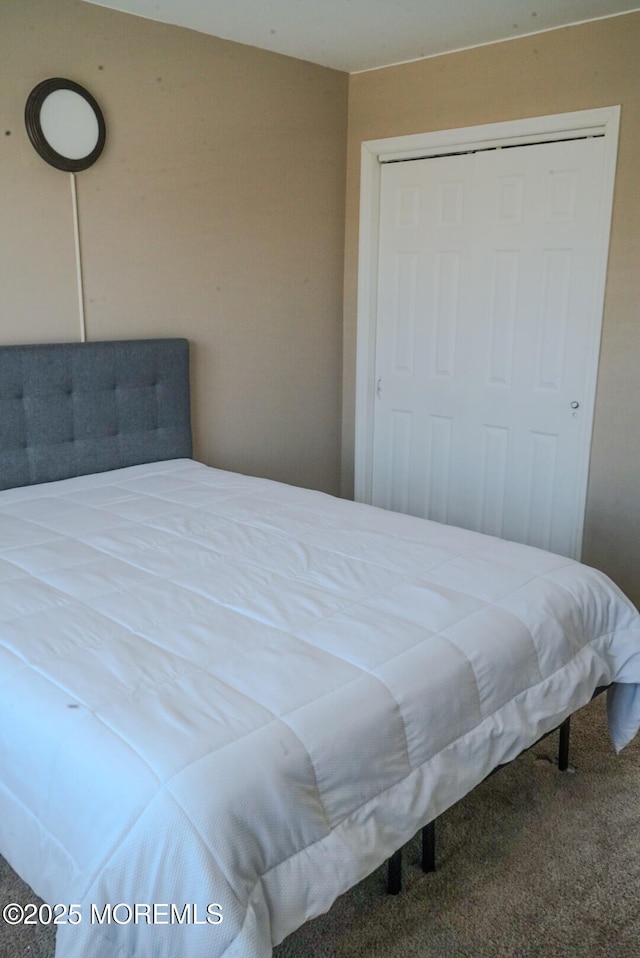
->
[386,685,610,894]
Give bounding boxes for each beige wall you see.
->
[343,13,640,604]
[0,0,347,493]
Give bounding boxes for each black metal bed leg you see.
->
[421,819,437,873]
[386,848,402,895]
[558,716,571,771]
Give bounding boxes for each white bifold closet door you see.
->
[371,135,607,558]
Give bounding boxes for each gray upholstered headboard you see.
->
[0,338,192,490]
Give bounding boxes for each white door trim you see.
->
[354,107,621,527]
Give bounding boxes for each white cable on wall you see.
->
[70,172,87,343]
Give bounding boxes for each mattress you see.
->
[1,458,639,958]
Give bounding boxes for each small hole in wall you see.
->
[4,130,11,136]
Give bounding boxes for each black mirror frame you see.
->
[25,77,106,173]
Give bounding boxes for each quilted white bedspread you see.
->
[1,459,640,958]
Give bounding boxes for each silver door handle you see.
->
[570,401,580,409]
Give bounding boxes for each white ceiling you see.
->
[82,0,639,73]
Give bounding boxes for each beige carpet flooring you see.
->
[2,694,639,958]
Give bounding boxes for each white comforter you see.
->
[1,459,639,958]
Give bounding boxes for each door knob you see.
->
[570,401,580,409]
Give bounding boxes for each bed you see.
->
[1,338,639,958]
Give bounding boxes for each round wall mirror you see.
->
[25,78,106,172]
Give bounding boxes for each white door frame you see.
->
[354,107,621,543]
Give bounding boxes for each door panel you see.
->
[372,136,606,557]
